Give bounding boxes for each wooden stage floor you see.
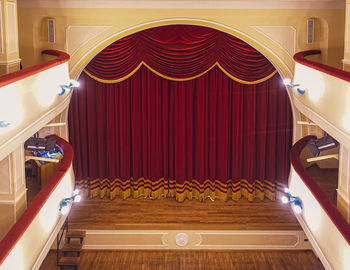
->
[68,196,301,231]
[40,249,324,270]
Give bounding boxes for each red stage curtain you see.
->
[69,65,292,201]
[69,25,292,201]
[84,25,276,84]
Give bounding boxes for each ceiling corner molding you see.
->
[18,0,346,10]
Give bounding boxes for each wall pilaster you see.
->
[0,0,20,75]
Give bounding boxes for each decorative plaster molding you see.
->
[17,0,346,10]
[342,58,350,70]
[251,25,296,59]
[82,229,311,250]
[70,18,293,80]
[337,188,350,204]
[0,156,11,195]
[338,145,349,193]
[66,25,112,57]
[0,58,21,65]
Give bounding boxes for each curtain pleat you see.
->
[84,25,276,83]
[69,65,292,202]
[69,25,292,201]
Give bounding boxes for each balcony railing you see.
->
[289,136,350,270]
[0,135,74,269]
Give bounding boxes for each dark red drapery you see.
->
[69,25,292,201]
[84,25,276,83]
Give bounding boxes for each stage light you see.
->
[0,121,10,127]
[24,137,56,152]
[293,202,303,214]
[283,78,306,94]
[307,135,338,157]
[283,78,292,85]
[73,194,81,203]
[58,79,80,96]
[281,196,289,204]
[70,80,80,87]
[59,202,71,215]
[283,78,299,88]
[59,189,81,214]
[281,187,303,214]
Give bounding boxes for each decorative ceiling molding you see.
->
[18,0,345,10]
[252,25,296,59]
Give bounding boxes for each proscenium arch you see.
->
[68,18,298,143]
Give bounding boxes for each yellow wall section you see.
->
[17,8,345,78]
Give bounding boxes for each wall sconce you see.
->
[58,80,80,96]
[283,78,306,94]
[59,189,81,215]
[0,121,10,128]
[281,187,303,214]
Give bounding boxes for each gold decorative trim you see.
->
[77,177,280,202]
[84,61,277,85]
[70,19,291,81]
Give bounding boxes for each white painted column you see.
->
[343,1,350,71]
[0,0,25,240]
[0,144,27,240]
[337,145,350,221]
[0,0,20,75]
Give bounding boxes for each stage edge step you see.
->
[81,230,312,250]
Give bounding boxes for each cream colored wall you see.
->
[17,8,345,78]
[13,7,348,269]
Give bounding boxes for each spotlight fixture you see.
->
[307,135,339,157]
[25,137,56,152]
[281,187,303,214]
[59,189,81,215]
[283,78,306,94]
[58,79,80,96]
[0,121,10,128]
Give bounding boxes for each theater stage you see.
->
[66,196,309,250]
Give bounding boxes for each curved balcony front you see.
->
[0,50,71,161]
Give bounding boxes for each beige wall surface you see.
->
[17,8,345,79]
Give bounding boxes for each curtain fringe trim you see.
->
[76,178,282,202]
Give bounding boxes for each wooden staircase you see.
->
[57,220,86,270]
